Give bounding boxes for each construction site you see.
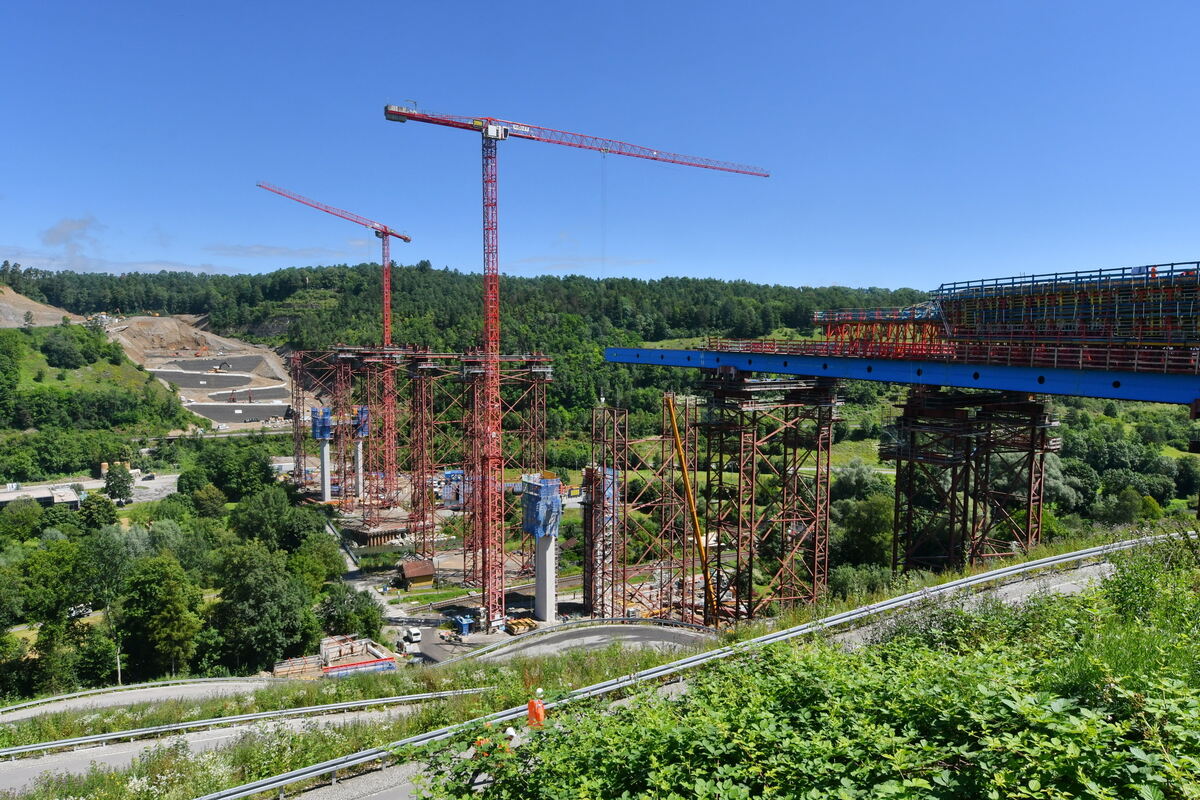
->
[272,106,1200,636]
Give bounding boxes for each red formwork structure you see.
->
[461,354,551,588]
[699,374,839,620]
[405,352,467,558]
[583,396,704,622]
[714,261,1200,375]
[882,389,1061,571]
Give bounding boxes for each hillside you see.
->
[0,323,201,481]
[0,286,82,327]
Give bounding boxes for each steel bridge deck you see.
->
[605,347,1200,406]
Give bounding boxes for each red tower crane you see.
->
[384,104,768,629]
[257,182,411,347]
[258,181,412,513]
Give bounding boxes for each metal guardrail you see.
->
[194,532,1184,800]
[1,688,491,759]
[435,617,717,667]
[0,676,288,717]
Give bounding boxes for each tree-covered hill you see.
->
[0,259,925,431]
[0,259,926,352]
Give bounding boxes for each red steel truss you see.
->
[462,354,551,588]
[385,102,765,628]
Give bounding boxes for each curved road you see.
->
[0,706,418,794]
[476,624,713,662]
[0,680,274,724]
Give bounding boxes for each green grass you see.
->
[831,436,884,467]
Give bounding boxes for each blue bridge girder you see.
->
[604,347,1200,407]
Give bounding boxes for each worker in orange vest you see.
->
[527,687,546,728]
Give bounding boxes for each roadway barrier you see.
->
[1,688,491,759]
[0,676,288,717]
[194,531,1183,800]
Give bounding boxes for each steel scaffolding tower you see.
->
[583,396,703,622]
[699,374,839,620]
[883,389,1060,571]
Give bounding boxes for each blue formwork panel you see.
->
[522,475,562,538]
[311,407,333,440]
[605,347,1200,406]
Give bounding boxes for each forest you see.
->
[0,436,382,699]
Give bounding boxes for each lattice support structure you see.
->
[883,388,1060,571]
[406,355,437,558]
[700,374,839,621]
[967,399,1062,562]
[462,355,550,590]
[582,396,703,622]
[883,389,974,571]
[583,408,626,618]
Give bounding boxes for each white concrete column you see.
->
[534,534,557,622]
[319,440,332,502]
[355,439,364,499]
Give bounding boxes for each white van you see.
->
[402,627,422,644]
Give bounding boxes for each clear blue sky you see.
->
[2,1,1198,291]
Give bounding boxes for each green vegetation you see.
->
[6,645,675,800]
[0,320,198,483]
[420,537,1200,798]
[0,440,361,698]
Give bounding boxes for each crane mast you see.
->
[385,104,767,628]
[257,182,410,346]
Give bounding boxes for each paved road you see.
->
[151,369,255,389]
[186,402,289,423]
[0,706,418,794]
[476,624,712,662]
[0,680,274,723]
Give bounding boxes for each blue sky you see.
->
[2,1,1198,291]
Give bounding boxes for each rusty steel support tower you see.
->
[968,398,1062,562]
[884,389,1060,572]
[583,407,627,618]
[700,374,839,621]
[583,396,703,622]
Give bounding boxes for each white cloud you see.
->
[0,244,223,274]
[204,243,345,259]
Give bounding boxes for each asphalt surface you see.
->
[151,369,255,389]
[185,402,289,423]
[8,472,180,507]
[0,706,418,794]
[164,355,272,374]
[0,680,273,723]
[207,385,290,400]
[477,624,712,662]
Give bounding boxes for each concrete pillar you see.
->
[534,534,557,622]
[320,440,332,502]
[355,439,364,499]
